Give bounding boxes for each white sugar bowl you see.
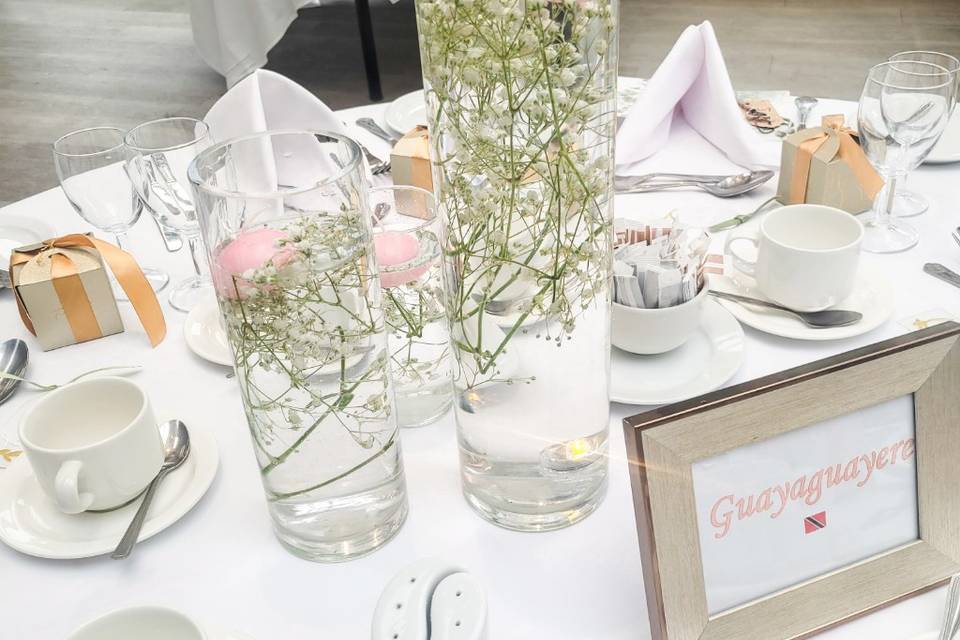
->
[611,282,708,355]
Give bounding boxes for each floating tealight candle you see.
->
[374,230,430,288]
[214,228,296,298]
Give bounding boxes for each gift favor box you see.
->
[390,125,434,217]
[776,115,883,214]
[10,234,165,351]
[10,239,122,351]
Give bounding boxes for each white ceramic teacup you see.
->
[19,377,163,514]
[724,204,863,312]
[67,606,207,640]
[611,282,708,355]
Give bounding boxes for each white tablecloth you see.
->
[2,99,959,639]
[190,0,321,86]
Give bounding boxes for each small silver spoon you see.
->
[951,226,960,250]
[615,170,772,191]
[620,171,774,198]
[709,290,862,328]
[0,338,28,406]
[795,96,818,130]
[111,420,191,559]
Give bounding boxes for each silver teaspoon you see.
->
[709,290,862,328]
[111,420,191,559]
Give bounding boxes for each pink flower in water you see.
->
[214,228,297,299]
[374,231,429,288]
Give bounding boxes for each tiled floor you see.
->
[1,0,958,205]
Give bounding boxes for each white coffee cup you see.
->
[19,377,163,514]
[67,606,207,640]
[724,204,863,312]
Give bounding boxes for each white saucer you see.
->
[711,269,893,341]
[610,299,744,405]
[385,90,426,136]
[926,110,960,164]
[0,426,218,559]
[184,295,233,367]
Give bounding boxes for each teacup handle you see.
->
[54,460,95,514]
[724,234,760,278]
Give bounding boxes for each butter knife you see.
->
[924,263,960,289]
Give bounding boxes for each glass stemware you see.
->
[886,51,960,217]
[52,127,169,296]
[857,60,953,253]
[124,117,213,312]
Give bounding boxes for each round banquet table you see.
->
[1,96,958,640]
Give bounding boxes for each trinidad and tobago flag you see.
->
[804,511,827,534]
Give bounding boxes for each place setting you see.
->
[0,376,218,560]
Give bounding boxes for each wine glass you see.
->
[857,61,953,253]
[124,117,212,312]
[52,127,169,296]
[886,51,960,217]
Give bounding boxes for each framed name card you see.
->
[623,322,960,640]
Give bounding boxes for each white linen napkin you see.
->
[203,68,344,141]
[202,69,347,194]
[615,21,779,175]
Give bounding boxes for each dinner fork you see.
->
[360,144,391,175]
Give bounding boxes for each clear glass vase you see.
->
[370,186,453,428]
[414,0,618,530]
[188,131,408,561]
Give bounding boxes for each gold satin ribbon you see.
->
[788,115,884,204]
[10,234,166,347]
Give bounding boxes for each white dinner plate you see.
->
[711,268,893,341]
[0,214,57,270]
[0,425,218,560]
[184,295,233,367]
[385,90,427,137]
[610,299,744,405]
[926,110,960,164]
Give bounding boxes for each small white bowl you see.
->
[611,283,708,355]
[68,606,207,640]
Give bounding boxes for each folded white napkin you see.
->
[615,21,778,175]
[204,68,344,142]
[203,69,347,194]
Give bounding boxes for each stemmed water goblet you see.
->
[886,51,960,217]
[124,117,212,312]
[52,127,169,297]
[857,60,954,253]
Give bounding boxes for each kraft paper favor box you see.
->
[11,241,122,351]
[776,115,883,214]
[390,126,434,217]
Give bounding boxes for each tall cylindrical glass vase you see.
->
[414,0,618,530]
[189,131,408,560]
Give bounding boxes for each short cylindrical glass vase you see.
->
[188,131,408,561]
[370,185,452,428]
[414,0,618,530]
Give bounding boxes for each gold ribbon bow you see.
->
[788,115,884,205]
[10,234,166,347]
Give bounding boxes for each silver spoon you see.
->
[619,171,774,198]
[0,338,28,406]
[615,170,772,191]
[709,290,862,328]
[951,226,960,250]
[795,96,818,130]
[111,420,191,559]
